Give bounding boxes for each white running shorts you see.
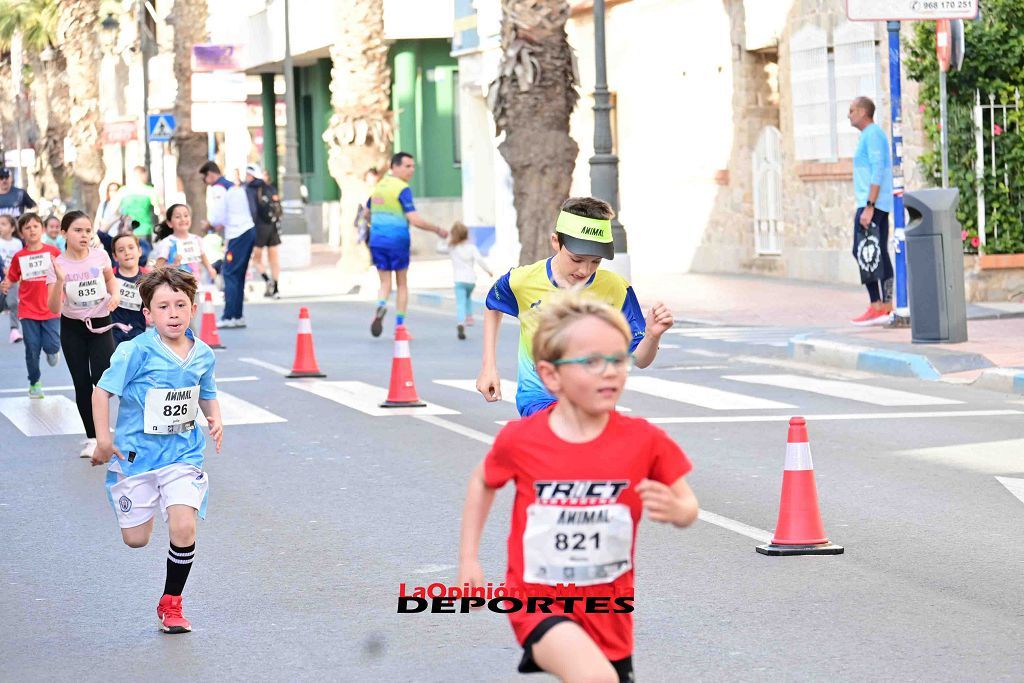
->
[106,462,209,529]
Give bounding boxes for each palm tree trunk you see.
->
[57,1,105,217]
[28,53,69,203]
[322,0,393,275]
[168,0,210,224]
[490,0,579,265]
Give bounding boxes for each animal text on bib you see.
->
[143,385,200,435]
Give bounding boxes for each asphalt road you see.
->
[1,294,1022,682]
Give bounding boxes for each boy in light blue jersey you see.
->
[477,197,675,416]
[92,268,223,634]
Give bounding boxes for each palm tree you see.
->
[322,0,392,273]
[167,0,209,223]
[57,0,105,216]
[0,0,67,202]
[489,0,579,264]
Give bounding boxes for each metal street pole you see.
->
[139,0,152,181]
[939,68,949,188]
[589,0,628,278]
[887,21,910,326]
[279,0,307,235]
[11,32,26,184]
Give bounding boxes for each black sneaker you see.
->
[457,324,466,340]
[370,306,387,337]
[272,280,280,299]
[264,277,275,297]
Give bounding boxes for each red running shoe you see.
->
[157,594,192,634]
[850,307,886,326]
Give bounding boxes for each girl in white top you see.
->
[46,211,124,459]
[153,204,218,283]
[448,221,492,340]
[0,214,23,341]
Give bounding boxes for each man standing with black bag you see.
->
[244,164,282,299]
[848,96,894,326]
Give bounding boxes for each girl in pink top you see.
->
[46,211,123,459]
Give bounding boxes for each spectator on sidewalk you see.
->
[0,167,37,218]
[113,166,161,240]
[96,181,122,236]
[244,164,282,299]
[200,161,254,328]
[848,96,894,326]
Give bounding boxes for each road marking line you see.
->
[698,510,773,544]
[647,409,1022,424]
[239,357,292,376]
[680,349,729,358]
[996,476,1024,506]
[0,396,85,436]
[626,376,795,410]
[434,378,632,412]
[0,376,259,394]
[434,379,518,405]
[723,373,962,406]
[198,391,287,427]
[288,380,459,417]
[413,415,493,444]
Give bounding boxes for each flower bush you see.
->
[906,0,1024,255]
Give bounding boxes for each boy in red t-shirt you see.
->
[0,213,61,397]
[458,294,699,682]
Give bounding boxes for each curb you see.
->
[972,368,1024,394]
[788,335,944,380]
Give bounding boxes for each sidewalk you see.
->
[272,247,1024,393]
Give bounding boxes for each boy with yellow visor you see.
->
[476,196,675,416]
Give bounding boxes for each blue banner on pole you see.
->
[147,114,176,142]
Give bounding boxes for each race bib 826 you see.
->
[143,385,200,435]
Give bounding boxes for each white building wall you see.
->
[566,0,735,275]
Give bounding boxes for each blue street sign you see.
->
[147,114,176,142]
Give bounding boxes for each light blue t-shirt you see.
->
[853,122,893,213]
[98,328,217,478]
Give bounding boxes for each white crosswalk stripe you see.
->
[664,326,801,347]
[625,376,795,410]
[722,374,962,406]
[287,380,458,416]
[0,395,87,436]
[0,389,284,436]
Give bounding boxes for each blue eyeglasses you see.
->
[551,353,634,375]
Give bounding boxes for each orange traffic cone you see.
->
[756,417,844,556]
[286,307,326,378]
[380,324,426,408]
[198,291,224,349]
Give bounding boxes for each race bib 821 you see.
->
[522,503,633,587]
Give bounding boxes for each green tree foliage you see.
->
[905,0,1024,254]
[0,0,59,52]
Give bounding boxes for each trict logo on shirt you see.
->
[534,480,630,505]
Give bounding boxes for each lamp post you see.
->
[278,0,306,235]
[589,0,628,278]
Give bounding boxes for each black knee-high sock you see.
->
[164,542,195,596]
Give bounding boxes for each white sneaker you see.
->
[46,351,60,367]
[79,438,97,459]
[217,318,236,329]
[9,328,22,343]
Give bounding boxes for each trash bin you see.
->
[903,188,968,343]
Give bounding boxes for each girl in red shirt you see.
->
[458,294,699,682]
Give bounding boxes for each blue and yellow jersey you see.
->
[368,175,417,250]
[485,258,645,416]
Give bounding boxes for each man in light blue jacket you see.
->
[847,96,894,326]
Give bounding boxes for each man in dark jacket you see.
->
[244,163,281,298]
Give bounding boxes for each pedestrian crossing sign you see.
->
[147,114,176,142]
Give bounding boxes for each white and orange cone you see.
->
[756,417,844,556]
[286,307,326,378]
[198,291,224,349]
[380,324,426,408]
